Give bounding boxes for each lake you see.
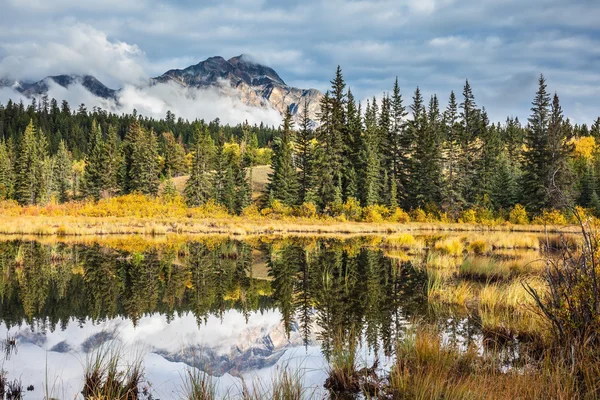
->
[0,232,546,399]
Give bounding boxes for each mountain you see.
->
[2,75,117,99]
[1,55,322,122]
[152,55,322,121]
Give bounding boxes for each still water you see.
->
[0,235,536,399]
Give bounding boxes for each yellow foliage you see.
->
[459,209,477,224]
[569,136,596,160]
[509,204,529,224]
[410,208,428,223]
[362,205,384,223]
[241,204,260,218]
[342,197,363,221]
[295,202,318,218]
[532,209,568,225]
[388,207,411,223]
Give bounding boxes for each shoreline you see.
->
[0,214,580,237]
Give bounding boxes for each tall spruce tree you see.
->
[185,126,214,207]
[265,108,299,206]
[390,78,408,206]
[54,140,72,203]
[120,120,160,196]
[459,80,481,206]
[104,125,121,196]
[81,120,106,200]
[15,121,43,205]
[329,66,347,195]
[360,99,381,206]
[523,75,552,212]
[546,93,574,209]
[345,90,362,200]
[296,99,314,203]
[0,139,13,200]
[441,91,465,217]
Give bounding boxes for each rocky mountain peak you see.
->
[1,54,323,123]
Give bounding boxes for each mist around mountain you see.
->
[0,54,322,126]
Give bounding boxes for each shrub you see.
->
[363,205,384,223]
[342,197,363,221]
[410,208,428,223]
[272,200,292,215]
[459,209,478,224]
[388,207,411,223]
[509,204,529,224]
[531,209,567,225]
[241,204,260,218]
[295,202,318,218]
[525,215,600,386]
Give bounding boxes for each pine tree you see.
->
[360,99,382,206]
[140,128,161,196]
[523,75,552,212]
[296,99,314,203]
[0,139,13,200]
[329,66,347,195]
[390,78,408,207]
[234,158,252,214]
[591,117,600,140]
[104,125,121,196]
[161,131,186,177]
[81,120,106,200]
[162,171,178,201]
[212,133,227,205]
[265,108,299,206]
[409,88,442,208]
[546,93,574,209]
[492,151,519,209]
[379,96,392,205]
[54,140,72,203]
[475,108,501,202]
[121,121,160,196]
[345,90,362,200]
[15,121,42,205]
[459,80,481,206]
[185,127,214,207]
[441,91,465,217]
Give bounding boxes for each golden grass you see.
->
[388,327,582,400]
[0,193,584,238]
[434,237,464,256]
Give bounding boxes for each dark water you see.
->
[0,237,503,398]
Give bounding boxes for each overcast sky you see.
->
[0,0,599,124]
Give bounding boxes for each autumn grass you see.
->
[181,367,216,400]
[83,341,144,400]
[0,193,585,237]
[386,326,584,400]
[241,365,311,400]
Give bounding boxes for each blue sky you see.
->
[0,0,599,123]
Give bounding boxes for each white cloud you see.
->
[115,81,283,126]
[0,23,147,86]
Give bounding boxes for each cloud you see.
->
[116,81,283,126]
[0,24,147,87]
[1,0,600,124]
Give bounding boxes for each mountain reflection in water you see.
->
[0,237,489,398]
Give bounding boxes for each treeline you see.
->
[0,98,278,157]
[0,114,270,213]
[2,68,600,220]
[268,68,600,218]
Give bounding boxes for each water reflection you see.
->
[0,236,531,397]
